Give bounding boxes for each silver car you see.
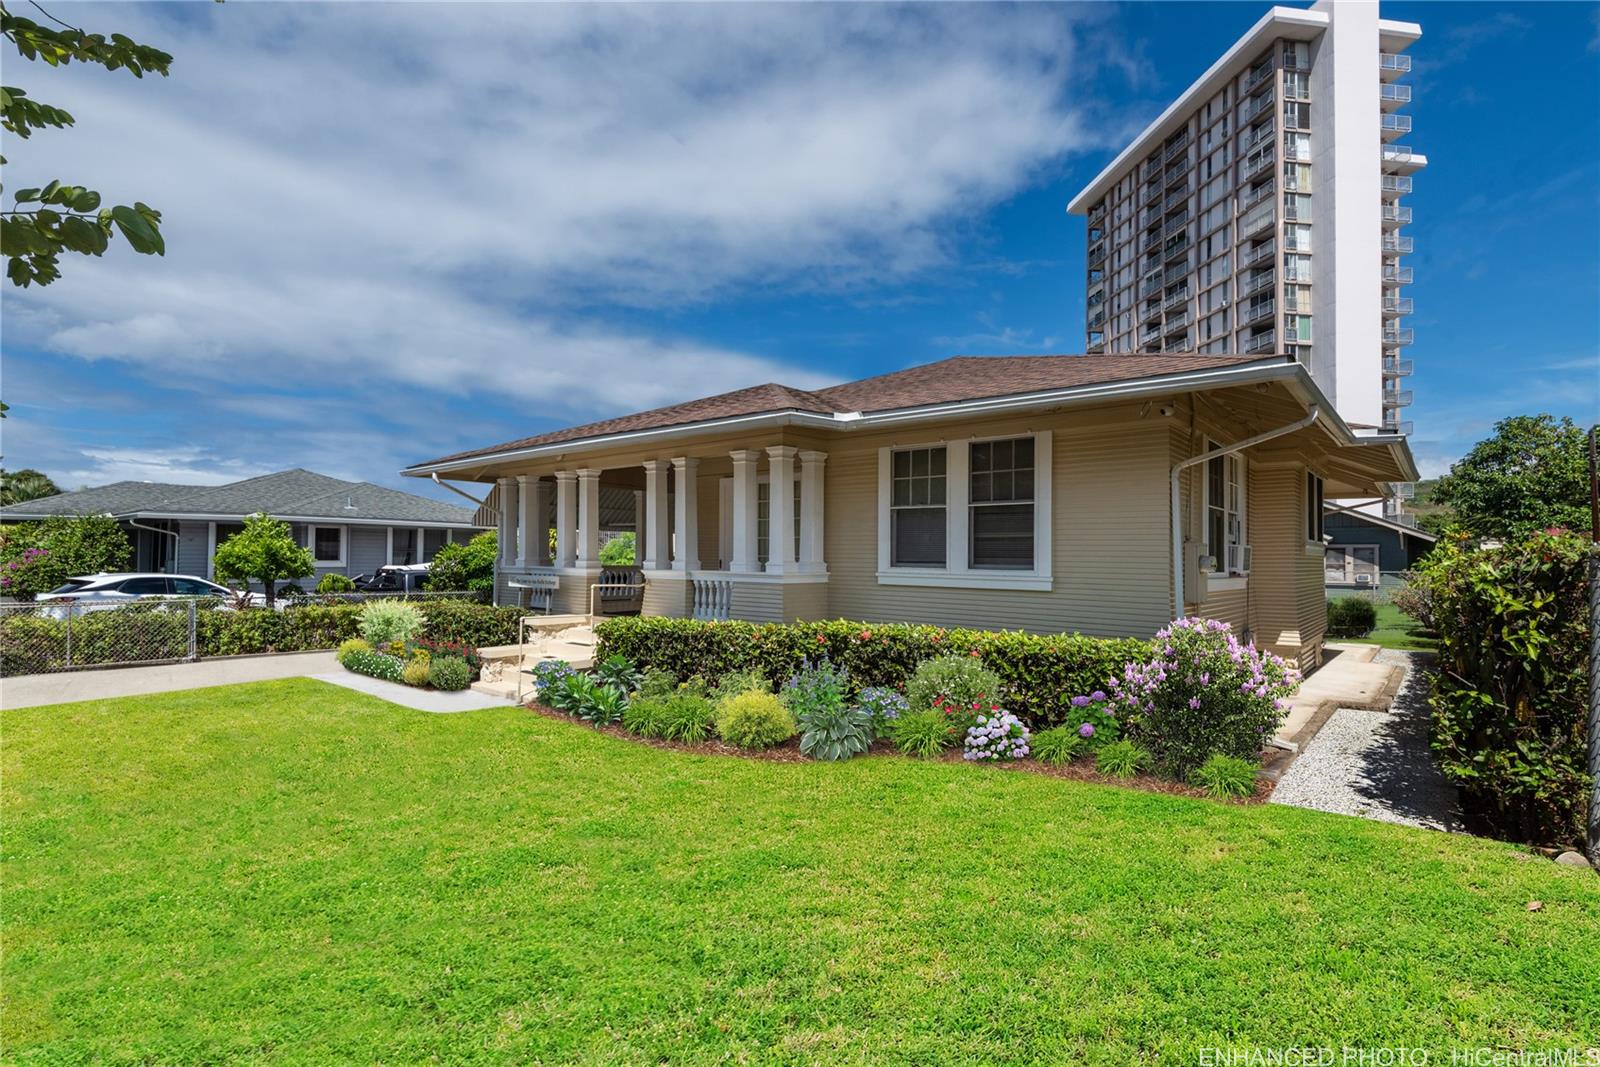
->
[34,573,266,616]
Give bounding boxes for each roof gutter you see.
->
[1170,403,1320,619]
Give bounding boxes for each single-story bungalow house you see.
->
[1323,503,1436,596]
[0,468,485,582]
[403,353,1417,667]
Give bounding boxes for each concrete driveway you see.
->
[1,652,341,710]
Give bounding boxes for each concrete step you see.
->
[469,677,521,703]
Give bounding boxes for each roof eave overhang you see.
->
[404,358,1327,478]
[2,509,485,528]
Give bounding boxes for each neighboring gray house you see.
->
[0,469,486,583]
[1324,503,1436,596]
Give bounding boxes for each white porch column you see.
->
[498,476,518,567]
[729,449,761,573]
[643,460,671,570]
[799,449,827,573]
[633,490,645,566]
[531,478,553,565]
[671,457,700,571]
[765,445,797,574]
[554,471,576,568]
[576,468,601,568]
[516,475,536,567]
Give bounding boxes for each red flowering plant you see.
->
[409,636,482,673]
[907,654,1006,733]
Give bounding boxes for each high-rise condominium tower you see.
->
[1068,1,1421,455]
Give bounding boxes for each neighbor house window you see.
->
[311,525,344,564]
[890,446,947,567]
[391,528,418,565]
[1306,473,1324,542]
[1325,545,1379,585]
[1204,447,1247,573]
[969,437,1034,569]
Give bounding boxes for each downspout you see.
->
[1170,404,1320,619]
[431,472,489,509]
[120,516,180,573]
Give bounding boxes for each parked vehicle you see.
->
[352,563,432,593]
[34,573,266,616]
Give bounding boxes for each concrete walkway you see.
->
[1272,650,1465,832]
[1,652,340,710]
[310,672,508,713]
[1272,642,1403,751]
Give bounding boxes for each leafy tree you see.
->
[0,514,130,598]
[1431,415,1594,540]
[424,531,497,593]
[211,513,313,606]
[599,531,637,566]
[2,1,171,287]
[0,467,61,505]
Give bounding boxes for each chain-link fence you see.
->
[1,598,206,676]
[281,590,486,607]
[1325,569,1411,606]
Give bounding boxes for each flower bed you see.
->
[542,617,1296,804]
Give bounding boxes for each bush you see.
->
[710,667,770,703]
[1060,690,1119,748]
[592,617,1146,728]
[1030,726,1085,767]
[856,686,908,738]
[343,647,405,682]
[905,654,1003,716]
[576,683,626,726]
[336,637,372,665]
[637,666,679,699]
[358,600,425,646]
[715,691,796,750]
[1326,597,1378,637]
[417,600,518,647]
[1109,617,1299,780]
[1410,530,1592,844]
[782,659,873,761]
[1192,754,1259,799]
[889,709,953,759]
[1095,740,1151,779]
[402,653,432,687]
[427,654,473,692]
[547,671,602,716]
[316,573,356,593]
[962,709,1030,762]
[424,531,497,593]
[530,658,580,698]
[0,515,131,600]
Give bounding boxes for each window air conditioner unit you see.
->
[1228,543,1252,575]
[1355,573,1372,584]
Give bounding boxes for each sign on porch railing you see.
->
[692,578,732,621]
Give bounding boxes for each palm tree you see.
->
[0,469,63,506]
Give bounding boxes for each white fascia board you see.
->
[1067,6,1327,215]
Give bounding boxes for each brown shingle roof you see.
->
[411,352,1279,469]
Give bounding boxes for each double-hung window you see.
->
[1204,446,1247,574]
[310,525,345,565]
[890,446,947,567]
[756,479,802,565]
[969,437,1035,569]
[1306,472,1325,542]
[880,432,1051,589]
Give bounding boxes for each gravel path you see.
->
[1271,650,1466,832]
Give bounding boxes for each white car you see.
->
[34,573,267,616]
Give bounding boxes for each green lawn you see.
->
[1337,601,1441,651]
[4,680,1597,1064]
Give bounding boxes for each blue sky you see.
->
[2,1,1596,501]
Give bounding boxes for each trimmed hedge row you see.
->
[592,617,1149,729]
[0,600,525,676]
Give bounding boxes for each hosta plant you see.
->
[796,703,875,762]
[962,708,1030,761]
[577,683,627,727]
[594,654,643,694]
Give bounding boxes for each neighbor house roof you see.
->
[0,468,483,527]
[1323,503,1438,543]
[411,352,1272,469]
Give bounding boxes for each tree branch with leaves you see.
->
[1,0,171,286]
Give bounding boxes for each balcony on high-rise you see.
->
[1242,298,1275,325]
[1381,175,1412,196]
[1382,388,1414,409]
[1379,53,1412,80]
[1381,204,1413,228]
[1242,145,1275,180]
[1383,327,1415,346]
[1242,330,1277,354]
[1380,114,1412,142]
[1379,83,1412,110]
[1381,145,1425,174]
[1382,235,1414,255]
[1382,357,1414,378]
[1245,238,1276,267]
[1243,269,1275,297]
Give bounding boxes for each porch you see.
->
[492,446,829,623]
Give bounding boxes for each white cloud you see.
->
[60,447,276,488]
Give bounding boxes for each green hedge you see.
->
[1326,597,1378,638]
[592,617,1148,729]
[1409,530,1593,846]
[0,600,524,676]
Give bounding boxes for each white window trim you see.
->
[1201,442,1248,577]
[308,524,346,567]
[876,430,1052,592]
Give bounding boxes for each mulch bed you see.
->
[523,701,1273,804]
